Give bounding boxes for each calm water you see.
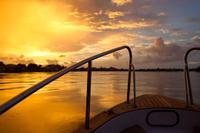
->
[0,72,200,133]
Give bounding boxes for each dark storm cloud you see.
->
[132,37,199,67]
[147,38,183,62]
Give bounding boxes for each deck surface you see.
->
[74,94,200,133]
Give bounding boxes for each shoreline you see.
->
[0,69,199,73]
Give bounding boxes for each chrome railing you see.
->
[0,45,136,129]
[184,47,200,106]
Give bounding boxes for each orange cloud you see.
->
[105,11,125,19]
[111,0,132,6]
[97,20,157,30]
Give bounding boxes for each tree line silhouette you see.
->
[0,61,199,73]
[0,62,65,72]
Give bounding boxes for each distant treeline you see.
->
[136,68,199,72]
[0,62,65,73]
[0,61,200,73]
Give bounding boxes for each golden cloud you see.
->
[105,11,125,19]
[111,0,132,6]
[97,20,157,30]
[0,0,93,56]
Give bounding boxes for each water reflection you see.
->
[0,72,199,133]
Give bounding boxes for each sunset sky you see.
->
[0,0,200,68]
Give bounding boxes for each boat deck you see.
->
[75,94,200,133]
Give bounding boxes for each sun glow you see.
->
[30,51,50,57]
[0,0,92,64]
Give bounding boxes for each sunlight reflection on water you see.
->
[0,72,199,133]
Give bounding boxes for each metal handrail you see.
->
[184,47,200,106]
[0,45,135,129]
[132,64,137,108]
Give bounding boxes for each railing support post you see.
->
[85,61,92,129]
[132,64,137,107]
[184,65,189,107]
[184,64,193,105]
[127,51,132,104]
[184,48,200,106]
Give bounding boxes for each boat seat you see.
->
[120,125,147,133]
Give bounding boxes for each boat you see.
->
[0,46,200,133]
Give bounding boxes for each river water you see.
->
[0,72,199,133]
